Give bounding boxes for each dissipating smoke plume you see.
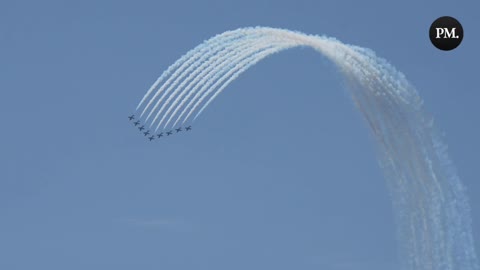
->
[132,27,478,270]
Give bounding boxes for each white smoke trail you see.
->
[163,44,280,131]
[186,43,293,123]
[142,37,231,121]
[146,41,236,127]
[159,40,255,128]
[152,34,269,129]
[172,37,292,129]
[159,35,275,129]
[138,30,246,119]
[133,27,478,270]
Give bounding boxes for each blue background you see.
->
[1,0,478,269]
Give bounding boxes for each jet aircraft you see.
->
[134,121,140,126]
[148,136,155,141]
[143,131,150,136]
[166,131,173,136]
[157,133,164,138]
[138,125,145,131]
[128,115,135,120]
[176,127,182,133]
[185,126,192,131]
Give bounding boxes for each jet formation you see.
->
[128,114,192,142]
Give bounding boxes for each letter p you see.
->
[436,28,445,39]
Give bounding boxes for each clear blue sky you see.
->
[1,0,478,269]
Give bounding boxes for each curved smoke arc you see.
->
[133,27,478,270]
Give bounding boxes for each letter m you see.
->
[443,28,459,39]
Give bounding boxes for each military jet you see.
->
[133,121,140,126]
[143,130,150,136]
[157,133,164,138]
[175,127,182,133]
[138,125,145,131]
[185,126,192,131]
[166,131,173,136]
[148,135,155,141]
[128,115,135,121]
